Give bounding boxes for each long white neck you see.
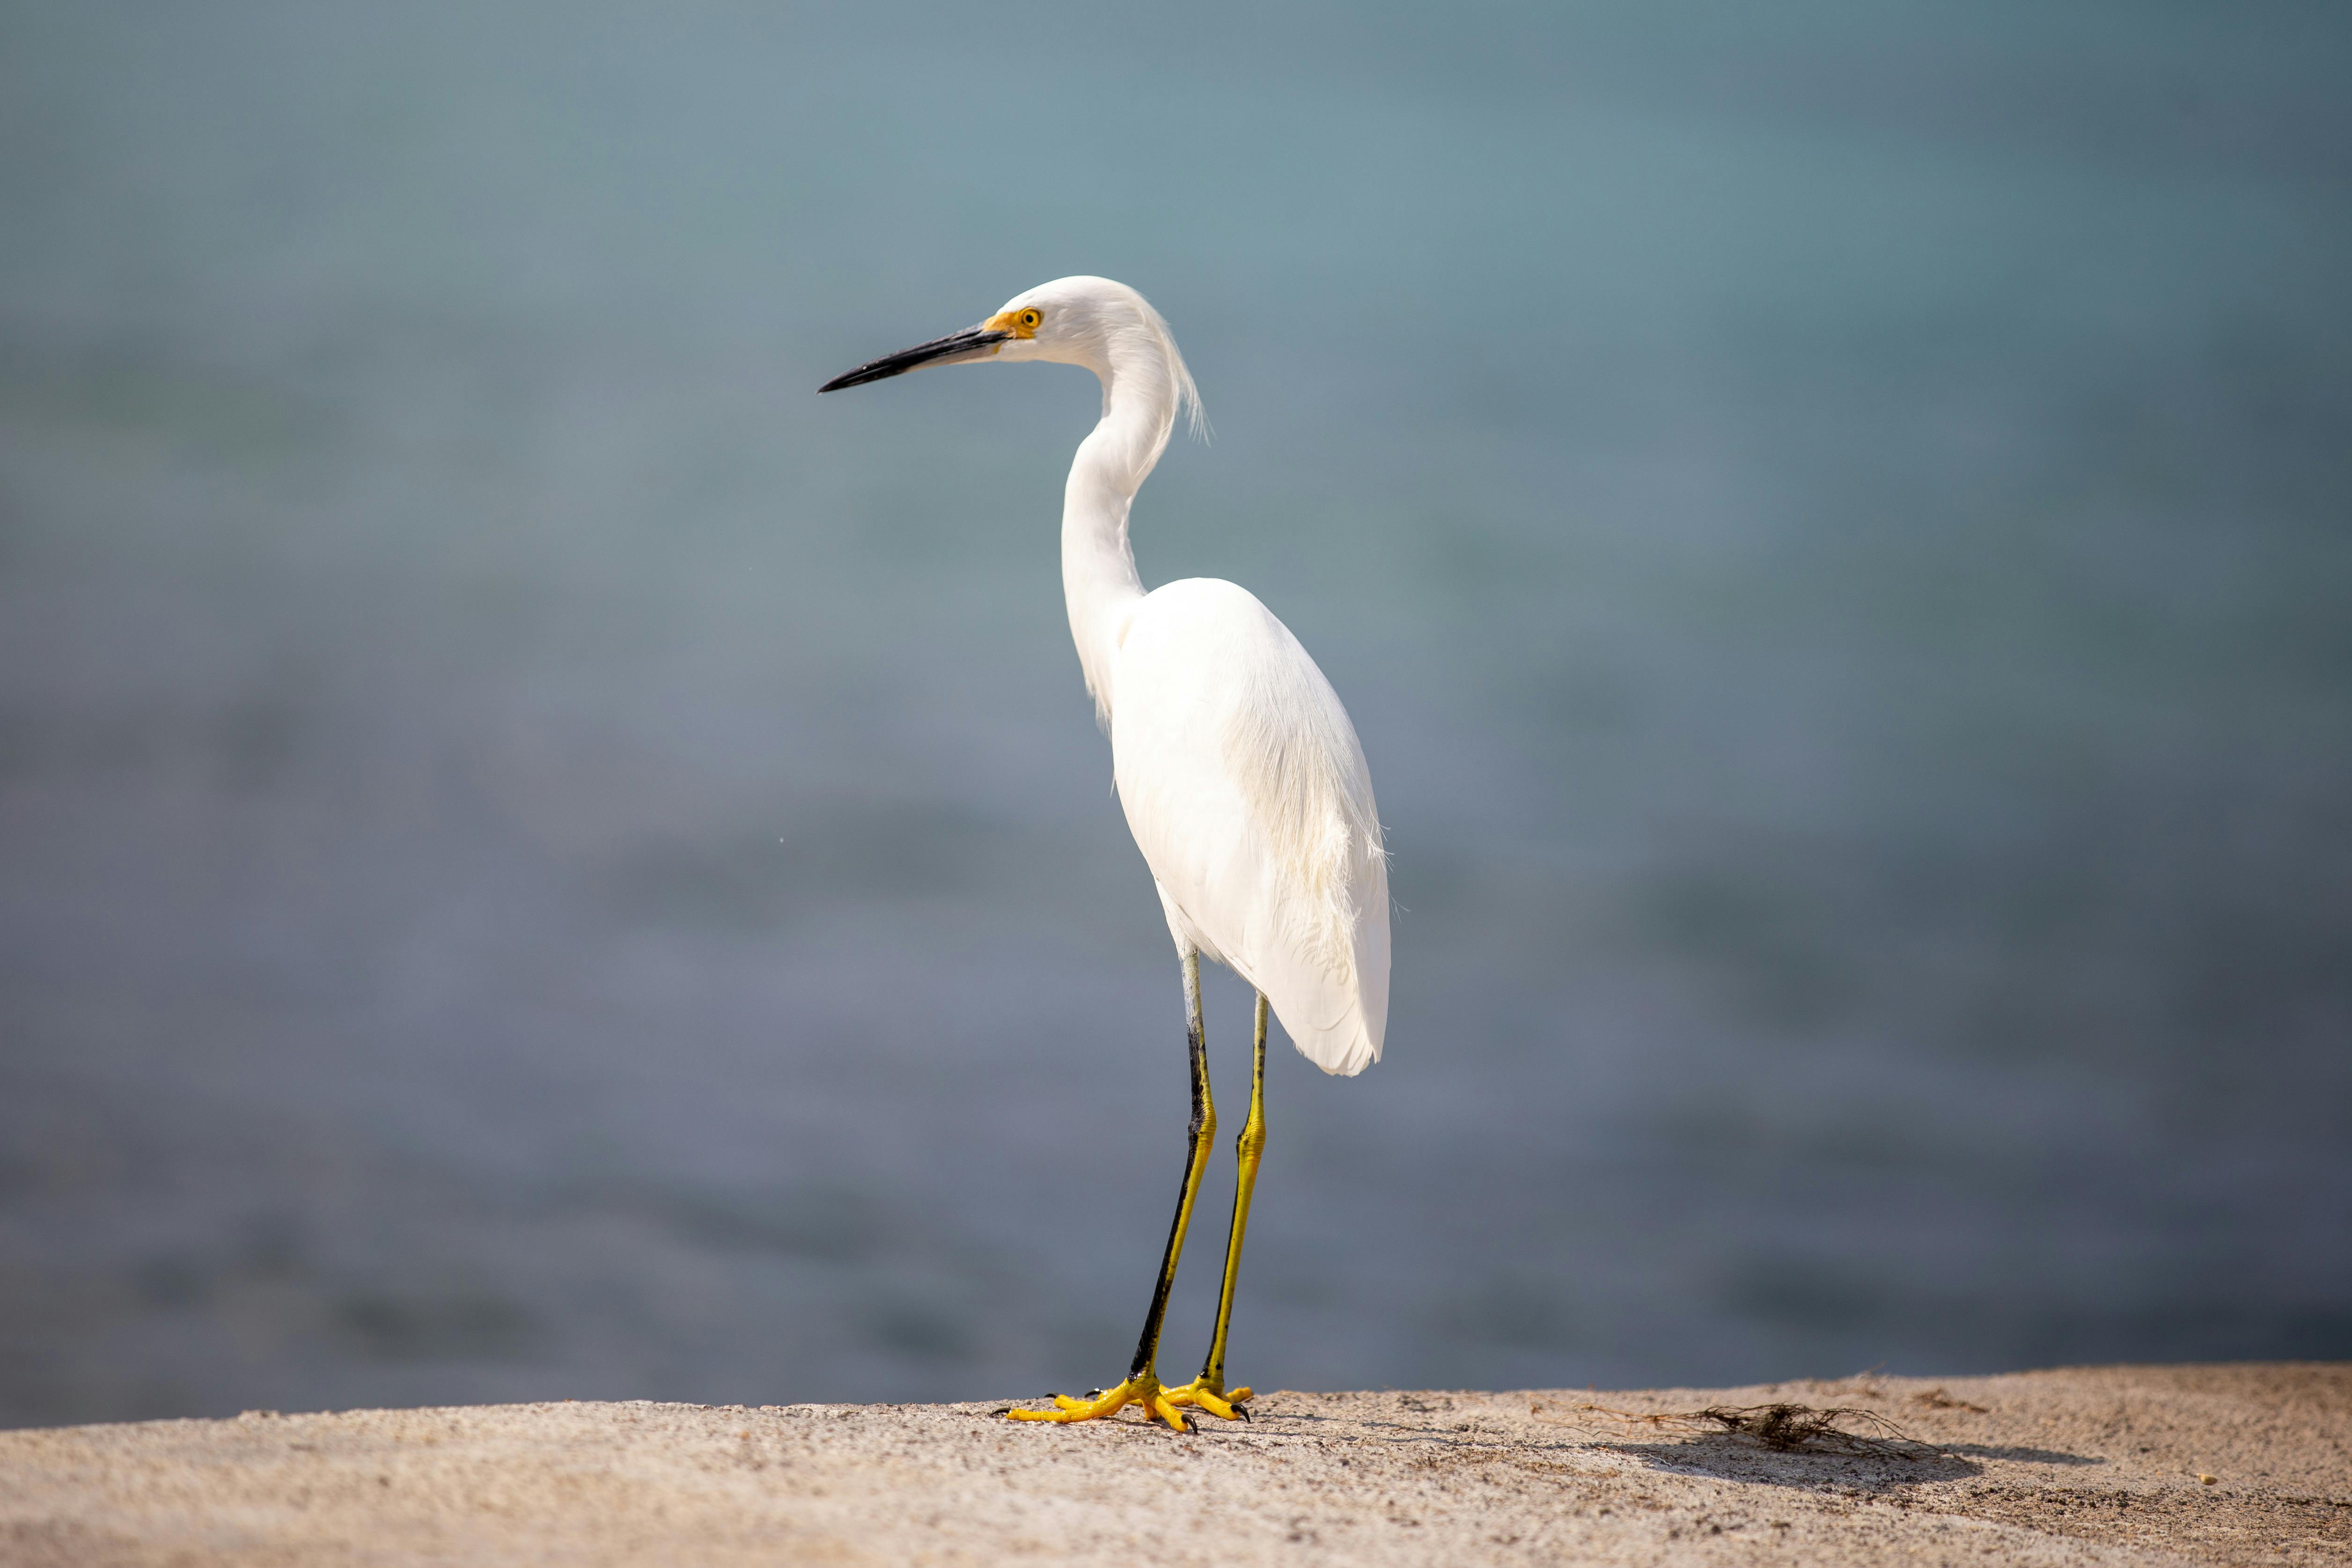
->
[1062,331,1183,725]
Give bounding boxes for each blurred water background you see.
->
[3,1,2348,1427]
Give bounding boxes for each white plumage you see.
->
[1114,578,1388,1073]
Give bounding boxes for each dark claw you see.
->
[988,1407,1012,1417]
[1235,1405,1252,1422]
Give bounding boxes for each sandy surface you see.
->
[1,1365,2345,1565]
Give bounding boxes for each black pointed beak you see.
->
[819,326,1011,392]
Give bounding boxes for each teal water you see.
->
[2,1,2347,1424]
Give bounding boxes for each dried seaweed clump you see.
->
[1694,1404,1908,1452]
[1580,1401,1927,1456]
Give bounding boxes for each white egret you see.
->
[820,277,1388,1432]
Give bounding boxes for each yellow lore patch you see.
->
[985,307,1043,339]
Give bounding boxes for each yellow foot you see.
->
[1161,1377,1254,1422]
[1001,1374,1192,1433]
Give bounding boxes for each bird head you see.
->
[818,278,1202,439]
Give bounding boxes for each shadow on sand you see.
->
[1602,1436,2102,1494]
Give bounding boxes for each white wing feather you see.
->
[1110,578,1389,1075]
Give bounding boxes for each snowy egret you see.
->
[821,277,1388,1432]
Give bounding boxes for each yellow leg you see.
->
[1163,991,1268,1422]
[1006,951,1215,1433]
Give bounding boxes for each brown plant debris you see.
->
[1580,1401,1931,1456]
[1910,1387,1990,1413]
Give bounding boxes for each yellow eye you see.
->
[985,306,1044,339]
